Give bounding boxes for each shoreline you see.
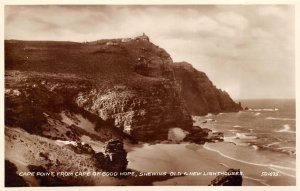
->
[203,143,296,173]
[126,142,296,186]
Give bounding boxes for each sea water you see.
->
[197,99,296,156]
[127,99,296,185]
[196,99,296,180]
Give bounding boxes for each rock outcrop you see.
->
[93,139,128,173]
[183,126,223,144]
[209,168,243,186]
[172,62,242,115]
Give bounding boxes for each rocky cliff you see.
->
[5,36,192,142]
[5,35,242,142]
[172,62,242,115]
[5,35,240,141]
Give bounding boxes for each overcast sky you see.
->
[5,5,295,99]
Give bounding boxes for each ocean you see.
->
[127,99,296,185]
[197,99,296,156]
[194,99,296,183]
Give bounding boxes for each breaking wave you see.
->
[275,124,295,134]
[266,117,295,121]
[203,145,296,173]
[248,108,278,112]
[254,112,261,116]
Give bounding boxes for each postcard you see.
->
[1,1,299,191]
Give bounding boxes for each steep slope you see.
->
[5,35,192,141]
[172,62,242,115]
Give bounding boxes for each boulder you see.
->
[209,168,243,186]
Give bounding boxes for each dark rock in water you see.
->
[183,126,223,144]
[93,139,128,173]
[238,102,242,108]
[5,160,29,187]
[209,168,243,186]
[183,126,209,144]
[210,132,224,142]
[172,61,242,116]
[244,107,249,110]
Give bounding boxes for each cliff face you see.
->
[5,36,192,142]
[172,62,242,115]
[5,36,240,141]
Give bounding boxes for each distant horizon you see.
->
[236,98,296,101]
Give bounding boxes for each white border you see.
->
[1,0,299,191]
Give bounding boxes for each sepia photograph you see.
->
[2,1,297,189]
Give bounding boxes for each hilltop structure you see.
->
[134,33,150,41]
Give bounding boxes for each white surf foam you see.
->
[266,142,280,147]
[233,125,241,128]
[223,136,237,141]
[236,133,257,140]
[266,117,295,121]
[251,108,278,112]
[252,145,259,150]
[228,129,239,132]
[168,128,189,142]
[254,112,261,116]
[203,145,296,173]
[275,124,295,134]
